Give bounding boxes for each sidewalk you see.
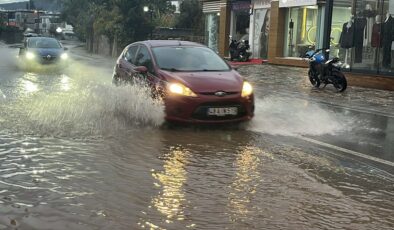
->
[62,40,117,69]
[238,64,394,117]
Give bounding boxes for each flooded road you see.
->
[0,43,393,229]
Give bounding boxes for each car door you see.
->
[117,45,139,81]
[133,45,157,87]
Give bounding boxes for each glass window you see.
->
[284,6,319,58]
[124,45,138,64]
[233,11,250,41]
[152,46,230,72]
[379,0,394,74]
[205,13,220,52]
[330,1,352,68]
[252,9,271,59]
[352,0,380,72]
[135,46,154,74]
[331,0,394,75]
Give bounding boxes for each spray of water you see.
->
[9,82,165,136]
[248,96,354,137]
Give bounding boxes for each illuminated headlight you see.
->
[241,81,253,97]
[168,83,197,97]
[60,53,68,60]
[25,52,35,60]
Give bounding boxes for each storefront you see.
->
[331,0,394,75]
[280,0,324,58]
[250,0,272,59]
[230,0,251,42]
[202,1,221,52]
[268,0,394,81]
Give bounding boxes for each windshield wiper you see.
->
[201,69,228,72]
[161,67,181,72]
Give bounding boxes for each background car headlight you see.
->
[241,81,253,97]
[25,52,35,60]
[168,83,197,97]
[60,53,68,60]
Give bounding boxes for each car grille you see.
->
[192,102,247,121]
[40,55,58,64]
[199,91,238,97]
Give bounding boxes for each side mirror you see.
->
[64,47,68,51]
[135,66,148,73]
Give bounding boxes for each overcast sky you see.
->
[0,0,27,4]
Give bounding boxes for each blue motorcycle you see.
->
[304,49,347,92]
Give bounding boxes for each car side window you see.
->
[135,46,154,74]
[124,46,138,64]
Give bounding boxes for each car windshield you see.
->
[28,38,62,48]
[152,46,230,72]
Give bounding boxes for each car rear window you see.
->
[152,46,230,72]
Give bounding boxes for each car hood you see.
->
[160,70,243,93]
[29,48,63,57]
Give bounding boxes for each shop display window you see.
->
[284,6,319,58]
[205,13,220,52]
[332,0,394,75]
[252,9,271,59]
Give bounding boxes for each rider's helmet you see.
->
[313,53,326,64]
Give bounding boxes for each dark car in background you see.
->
[18,37,69,70]
[112,40,254,124]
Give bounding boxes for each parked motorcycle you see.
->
[229,39,251,62]
[304,49,347,92]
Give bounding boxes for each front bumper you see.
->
[164,93,254,124]
[20,56,69,70]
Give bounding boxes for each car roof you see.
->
[27,36,58,41]
[139,40,206,48]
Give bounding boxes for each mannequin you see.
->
[382,13,394,69]
[354,12,367,63]
[339,16,354,66]
[371,15,382,48]
[363,4,376,46]
[371,15,382,67]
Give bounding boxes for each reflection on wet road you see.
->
[0,44,393,229]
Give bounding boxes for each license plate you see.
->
[207,107,238,116]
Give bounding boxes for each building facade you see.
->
[269,0,394,81]
[202,0,394,89]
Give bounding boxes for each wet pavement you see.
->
[0,41,393,229]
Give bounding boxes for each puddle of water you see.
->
[248,96,354,136]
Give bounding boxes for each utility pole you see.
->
[35,10,40,34]
[322,0,334,60]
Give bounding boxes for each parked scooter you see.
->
[304,49,347,92]
[229,39,251,62]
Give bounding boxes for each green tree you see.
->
[61,0,178,53]
[0,16,5,32]
[176,0,204,34]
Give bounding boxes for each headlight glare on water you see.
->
[168,83,197,97]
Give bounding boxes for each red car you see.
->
[112,40,254,123]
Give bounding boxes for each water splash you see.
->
[5,83,165,136]
[248,96,354,136]
[0,88,6,101]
